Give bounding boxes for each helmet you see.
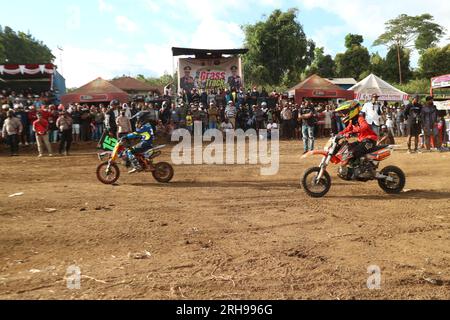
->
[336,100,362,124]
[111,99,120,106]
[135,111,151,126]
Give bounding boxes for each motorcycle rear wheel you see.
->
[96,161,121,185]
[301,167,332,198]
[152,162,174,183]
[378,166,405,194]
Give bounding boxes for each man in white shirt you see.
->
[267,121,278,140]
[362,94,383,135]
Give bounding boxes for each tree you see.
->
[369,52,385,76]
[383,46,412,83]
[0,25,55,64]
[242,8,314,87]
[373,14,445,84]
[345,34,364,49]
[419,44,450,79]
[335,35,370,80]
[307,47,335,78]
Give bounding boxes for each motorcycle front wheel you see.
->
[152,162,174,183]
[301,167,332,198]
[378,166,405,194]
[96,161,121,185]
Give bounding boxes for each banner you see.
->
[432,74,450,89]
[178,57,243,92]
[435,100,450,111]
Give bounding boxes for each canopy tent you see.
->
[109,76,162,95]
[61,77,128,105]
[290,74,354,103]
[349,74,409,102]
[431,74,450,90]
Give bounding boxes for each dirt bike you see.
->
[301,135,406,198]
[96,139,174,185]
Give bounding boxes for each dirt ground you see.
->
[0,138,449,300]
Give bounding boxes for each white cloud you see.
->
[136,44,174,75]
[300,0,450,43]
[141,0,160,12]
[55,45,140,87]
[115,16,140,33]
[98,0,113,13]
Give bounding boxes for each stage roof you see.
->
[172,47,248,58]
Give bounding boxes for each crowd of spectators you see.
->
[1,87,450,157]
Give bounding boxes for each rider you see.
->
[336,100,378,167]
[121,111,155,174]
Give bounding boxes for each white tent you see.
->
[349,74,409,102]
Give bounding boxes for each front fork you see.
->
[315,155,331,183]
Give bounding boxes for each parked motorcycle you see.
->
[96,139,174,185]
[301,135,405,198]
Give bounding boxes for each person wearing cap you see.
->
[180,65,195,92]
[420,96,438,152]
[33,112,53,157]
[227,66,242,91]
[404,95,423,154]
[1,110,23,156]
[361,94,383,135]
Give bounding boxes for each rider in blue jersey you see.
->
[121,111,155,174]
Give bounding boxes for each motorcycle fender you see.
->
[301,150,328,159]
[98,152,112,161]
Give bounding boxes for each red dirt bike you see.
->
[301,135,406,198]
[96,139,174,185]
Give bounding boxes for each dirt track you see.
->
[0,139,449,300]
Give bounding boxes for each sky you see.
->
[1,0,449,88]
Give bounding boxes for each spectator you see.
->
[281,104,293,139]
[208,102,219,130]
[385,113,396,138]
[299,101,317,154]
[267,120,278,140]
[80,106,92,141]
[33,112,53,157]
[225,101,237,129]
[71,105,82,143]
[92,106,105,141]
[27,105,38,144]
[404,95,422,154]
[421,96,438,152]
[56,111,73,156]
[362,94,383,135]
[220,118,234,135]
[116,111,132,139]
[1,110,23,156]
[14,105,29,146]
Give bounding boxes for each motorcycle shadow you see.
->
[328,190,450,200]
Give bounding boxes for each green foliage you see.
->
[0,25,55,63]
[335,35,370,80]
[369,52,386,76]
[136,73,175,88]
[383,46,412,83]
[306,47,335,78]
[345,34,364,49]
[373,13,445,51]
[394,79,431,95]
[419,45,450,79]
[242,8,314,88]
